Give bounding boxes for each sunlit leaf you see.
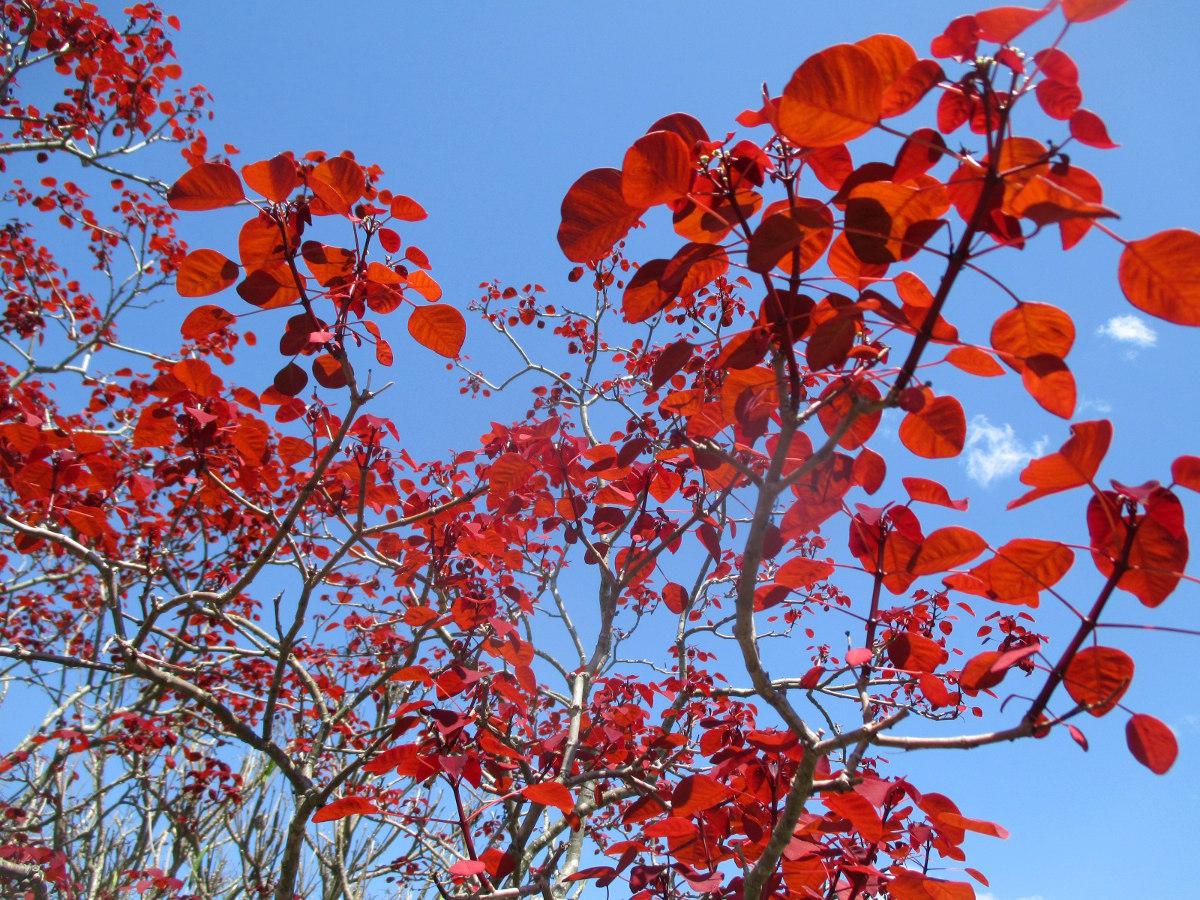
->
[1009,420,1112,508]
[181,304,235,339]
[898,394,965,458]
[1119,229,1200,326]
[1064,646,1133,716]
[308,156,365,216]
[1126,713,1177,774]
[312,796,378,823]
[780,44,884,147]
[557,168,644,263]
[521,781,574,814]
[1061,0,1129,23]
[177,249,239,297]
[408,305,466,357]
[621,130,693,207]
[241,154,298,203]
[167,162,244,211]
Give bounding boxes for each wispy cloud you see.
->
[964,415,1046,486]
[1097,314,1157,352]
[1077,395,1112,416]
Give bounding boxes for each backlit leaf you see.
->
[181,304,236,339]
[621,130,693,207]
[991,302,1074,359]
[975,5,1048,43]
[408,305,465,357]
[1069,108,1118,148]
[1126,713,1177,774]
[241,154,298,203]
[390,194,428,221]
[672,774,734,816]
[1064,646,1133,716]
[1061,0,1129,23]
[1172,455,1200,492]
[312,796,378,823]
[167,162,244,211]
[945,345,1004,376]
[177,249,239,297]
[521,781,575,814]
[886,631,946,673]
[899,394,966,458]
[1009,419,1112,508]
[308,156,365,216]
[910,526,987,575]
[312,353,348,389]
[558,168,644,263]
[903,477,968,510]
[1019,353,1076,418]
[1119,229,1200,326]
[775,556,835,588]
[780,44,884,147]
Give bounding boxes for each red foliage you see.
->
[0,3,1193,900]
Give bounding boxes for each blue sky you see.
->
[156,2,1200,897]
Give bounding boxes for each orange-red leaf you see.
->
[1020,353,1076,419]
[1172,455,1200,492]
[558,168,644,263]
[775,556,835,589]
[312,796,379,823]
[1009,419,1112,509]
[390,194,428,221]
[975,5,1048,42]
[177,249,239,297]
[910,526,987,575]
[945,345,1004,376]
[621,130,693,207]
[167,162,244,211]
[181,304,235,339]
[521,781,574,814]
[405,270,442,302]
[1119,229,1200,326]
[972,538,1074,605]
[408,305,465,357]
[899,394,965,459]
[241,154,298,203]
[308,156,365,216]
[672,774,734,816]
[959,651,1006,693]
[991,302,1074,359]
[1126,713,1177,774]
[1070,108,1118,148]
[1061,0,1129,22]
[1065,646,1133,716]
[903,477,968,510]
[886,632,947,673]
[780,44,884,147]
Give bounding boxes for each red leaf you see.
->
[177,249,239,297]
[1061,0,1129,22]
[824,791,884,843]
[898,394,966,459]
[1009,420,1112,509]
[449,859,487,878]
[377,228,402,253]
[621,130,693,207]
[241,154,298,203]
[390,194,428,221]
[903,477,968,510]
[558,168,644,263]
[1172,455,1200,492]
[1065,646,1133,716]
[312,796,378,823]
[959,650,1006,694]
[273,363,308,397]
[312,353,348,390]
[1126,714,1177,774]
[1036,79,1083,120]
[167,162,244,211]
[991,301,1074,359]
[662,582,688,614]
[1067,724,1089,751]
[780,44,884,147]
[672,774,734,816]
[910,526,987,575]
[1069,108,1118,148]
[521,781,574,814]
[775,556,835,589]
[405,270,442,302]
[943,345,1004,377]
[975,5,1048,43]
[408,305,465,357]
[308,156,365,216]
[886,632,946,673]
[1119,229,1200,326]
[181,304,235,339]
[846,647,873,667]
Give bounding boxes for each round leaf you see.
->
[408,304,466,357]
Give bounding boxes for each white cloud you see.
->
[1097,314,1157,349]
[1077,395,1112,415]
[964,415,1047,486]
